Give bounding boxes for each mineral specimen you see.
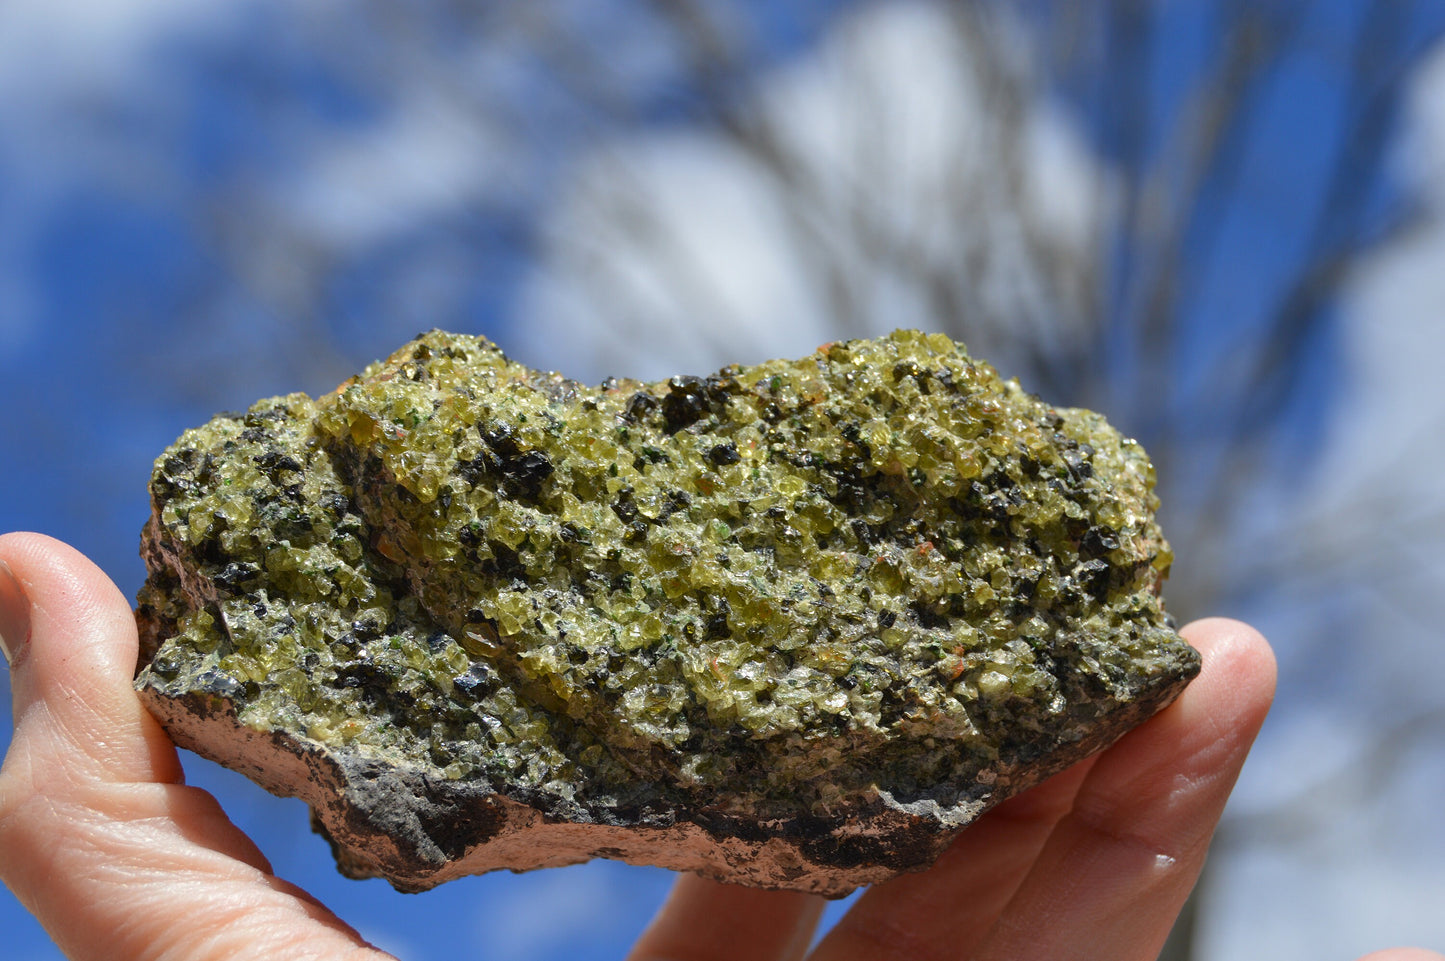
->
[134,329,1199,896]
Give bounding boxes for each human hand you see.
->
[625,614,1438,960]
[1,533,389,960]
[0,531,1436,961]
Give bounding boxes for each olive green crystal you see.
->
[135,329,1198,893]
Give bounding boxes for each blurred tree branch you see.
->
[156,3,1445,956]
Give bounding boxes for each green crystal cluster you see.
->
[137,329,1195,819]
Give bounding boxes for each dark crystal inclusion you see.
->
[136,330,1198,839]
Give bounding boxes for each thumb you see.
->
[0,532,390,961]
[2,532,181,786]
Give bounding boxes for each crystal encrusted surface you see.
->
[135,329,1199,894]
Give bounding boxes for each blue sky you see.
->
[4,2,1445,959]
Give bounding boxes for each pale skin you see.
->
[0,532,1437,961]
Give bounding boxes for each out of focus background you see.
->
[3,2,1445,958]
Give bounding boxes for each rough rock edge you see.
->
[136,667,1192,897]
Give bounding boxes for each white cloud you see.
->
[275,89,519,251]
[0,0,253,112]
[512,0,1109,383]
[1397,47,1445,212]
[514,135,839,381]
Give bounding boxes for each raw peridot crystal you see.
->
[135,329,1198,895]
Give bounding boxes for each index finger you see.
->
[812,618,1275,961]
[0,531,181,785]
[0,533,391,961]
[969,618,1276,961]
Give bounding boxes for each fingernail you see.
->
[0,558,30,666]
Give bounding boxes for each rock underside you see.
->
[134,329,1200,896]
